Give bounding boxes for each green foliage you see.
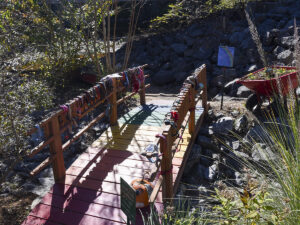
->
[213,185,286,224]
[0,0,114,87]
[149,1,188,31]
[144,201,208,225]
[0,70,53,183]
[149,0,268,31]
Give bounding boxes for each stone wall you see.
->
[116,0,300,98]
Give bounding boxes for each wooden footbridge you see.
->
[22,65,208,225]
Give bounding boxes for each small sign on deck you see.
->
[217,46,235,68]
[121,178,136,225]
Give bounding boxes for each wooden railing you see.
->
[149,64,208,204]
[27,65,149,181]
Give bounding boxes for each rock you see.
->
[175,72,188,82]
[226,141,241,151]
[194,164,209,181]
[277,49,293,64]
[211,117,233,135]
[234,115,248,133]
[208,162,218,181]
[171,43,187,55]
[236,86,252,98]
[210,75,225,88]
[296,87,300,96]
[196,135,219,153]
[251,143,277,162]
[234,171,243,186]
[187,24,205,38]
[189,144,202,161]
[244,124,269,144]
[224,78,241,96]
[273,46,284,55]
[230,32,244,45]
[184,36,195,46]
[162,62,172,70]
[192,46,213,60]
[152,70,175,85]
[184,48,195,57]
[200,149,213,167]
[280,36,295,48]
[231,110,240,118]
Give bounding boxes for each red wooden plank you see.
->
[82,149,149,162]
[66,165,178,184]
[38,192,164,224]
[40,193,126,223]
[71,157,180,174]
[29,203,125,225]
[81,149,183,166]
[22,215,60,225]
[49,183,163,205]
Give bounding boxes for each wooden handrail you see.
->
[27,65,149,179]
[149,64,207,205]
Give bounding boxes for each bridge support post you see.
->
[188,88,195,135]
[109,78,118,125]
[200,66,208,113]
[139,80,146,105]
[48,116,66,182]
[161,130,173,204]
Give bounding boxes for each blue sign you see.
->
[217,46,235,68]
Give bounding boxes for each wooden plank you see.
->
[22,215,60,225]
[49,183,122,207]
[49,183,163,205]
[81,149,184,166]
[66,166,179,184]
[29,203,125,225]
[39,193,126,223]
[71,157,180,174]
[109,78,118,125]
[49,116,66,182]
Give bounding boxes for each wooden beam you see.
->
[109,78,118,125]
[49,116,66,182]
[116,84,150,105]
[149,175,163,203]
[62,112,105,151]
[30,156,54,176]
[27,136,54,158]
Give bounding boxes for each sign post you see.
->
[121,178,136,225]
[217,46,235,110]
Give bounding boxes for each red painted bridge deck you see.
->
[22,103,204,225]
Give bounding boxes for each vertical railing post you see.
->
[160,131,173,204]
[188,88,195,135]
[109,78,118,125]
[48,116,66,182]
[139,79,146,105]
[201,66,208,113]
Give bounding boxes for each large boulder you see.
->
[224,78,241,96]
[230,32,244,45]
[280,36,294,48]
[192,46,213,60]
[152,69,175,85]
[196,135,220,153]
[171,43,187,55]
[187,23,206,38]
[277,49,293,64]
[211,116,234,135]
[234,115,248,133]
[251,143,277,163]
[236,86,252,98]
